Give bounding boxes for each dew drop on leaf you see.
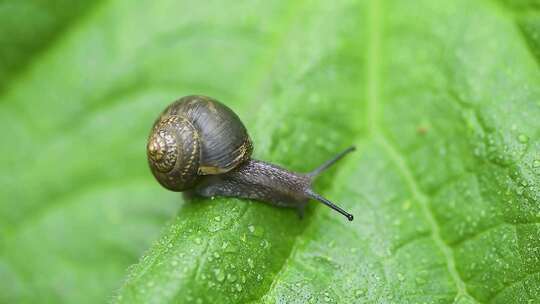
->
[235,283,242,292]
[518,134,529,143]
[214,269,225,282]
[248,225,255,233]
[355,289,365,298]
[260,239,270,249]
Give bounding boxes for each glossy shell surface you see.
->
[147,95,252,191]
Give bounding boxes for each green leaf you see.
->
[1,0,539,303]
[0,0,101,92]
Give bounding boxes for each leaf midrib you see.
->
[260,0,480,302]
[365,0,477,302]
[367,0,540,302]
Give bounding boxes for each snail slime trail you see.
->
[147,95,355,221]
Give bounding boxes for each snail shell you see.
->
[147,95,252,191]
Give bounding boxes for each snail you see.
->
[147,95,355,221]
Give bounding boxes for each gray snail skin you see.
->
[147,95,355,221]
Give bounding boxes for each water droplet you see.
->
[195,237,202,244]
[260,239,270,249]
[355,289,365,297]
[214,216,221,222]
[247,258,254,269]
[227,274,237,282]
[439,146,447,156]
[256,274,263,281]
[214,269,225,282]
[473,147,482,156]
[248,225,255,233]
[235,283,243,292]
[518,134,529,143]
[213,252,220,259]
[167,243,173,248]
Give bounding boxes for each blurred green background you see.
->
[0,0,539,303]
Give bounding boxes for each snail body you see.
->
[147,95,354,221]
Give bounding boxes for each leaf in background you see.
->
[0,0,539,304]
[0,0,101,92]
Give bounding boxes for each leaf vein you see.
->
[367,0,479,301]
